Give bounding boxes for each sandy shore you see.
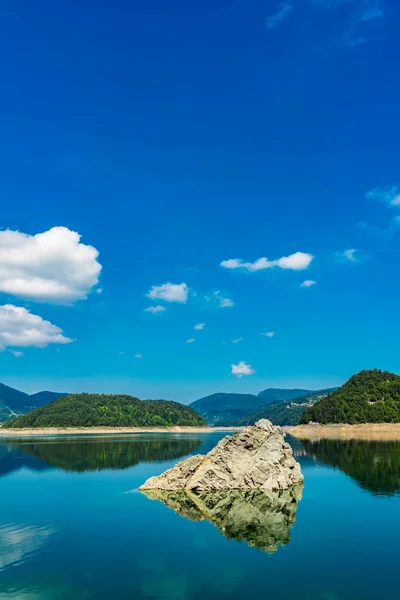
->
[0,426,240,438]
[288,423,400,441]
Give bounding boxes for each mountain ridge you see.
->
[190,387,337,426]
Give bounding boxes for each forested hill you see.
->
[300,370,400,424]
[6,394,207,428]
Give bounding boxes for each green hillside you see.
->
[6,393,207,428]
[236,389,337,427]
[300,370,400,424]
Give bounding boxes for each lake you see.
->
[0,432,399,599]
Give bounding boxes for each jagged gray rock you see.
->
[139,419,303,491]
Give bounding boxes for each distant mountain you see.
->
[6,393,207,428]
[189,388,337,426]
[257,388,315,405]
[236,389,338,427]
[189,393,264,426]
[0,382,30,411]
[0,383,68,423]
[301,370,400,424]
[29,391,68,406]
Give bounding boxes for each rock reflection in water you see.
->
[141,485,303,553]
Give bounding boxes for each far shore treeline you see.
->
[5,394,207,429]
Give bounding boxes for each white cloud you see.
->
[0,226,101,304]
[194,323,206,330]
[343,249,358,261]
[96,287,103,294]
[209,291,235,308]
[144,305,167,313]
[232,337,243,344]
[359,6,383,21]
[147,282,188,303]
[221,251,314,272]
[134,353,142,359]
[0,304,73,350]
[231,361,255,378]
[187,338,195,344]
[366,185,400,207]
[301,280,316,287]
[265,2,293,29]
[261,331,275,338]
[10,350,23,357]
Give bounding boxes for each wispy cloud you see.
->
[341,248,359,262]
[144,305,166,313]
[231,361,255,378]
[359,6,383,21]
[207,291,235,308]
[187,338,195,344]
[366,185,400,207]
[10,350,23,357]
[261,331,275,338]
[134,353,142,359]
[301,279,316,287]
[221,252,314,272]
[194,323,206,330]
[265,2,293,29]
[342,30,367,47]
[232,337,243,344]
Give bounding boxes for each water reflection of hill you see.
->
[0,444,51,478]
[302,439,400,496]
[0,437,203,477]
[142,485,303,553]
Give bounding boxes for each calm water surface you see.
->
[0,432,399,599]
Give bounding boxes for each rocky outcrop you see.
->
[141,485,303,553]
[139,419,303,491]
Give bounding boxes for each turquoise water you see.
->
[0,433,399,599]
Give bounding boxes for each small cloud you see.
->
[221,252,314,272]
[144,305,167,313]
[261,331,275,338]
[96,288,103,294]
[232,337,243,344]
[10,350,23,357]
[194,323,206,330]
[119,351,125,355]
[134,353,142,359]
[301,280,316,287]
[187,338,195,344]
[366,185,400,207]
[147,282,188,303]
[265,2,293,29]
[343,249,358,262]
[231,361,255,378]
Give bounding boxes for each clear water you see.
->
[0,432,399,599]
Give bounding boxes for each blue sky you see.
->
[0,0,399,402]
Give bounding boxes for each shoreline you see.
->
[0,426,241,438]
[288,423,400,441]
